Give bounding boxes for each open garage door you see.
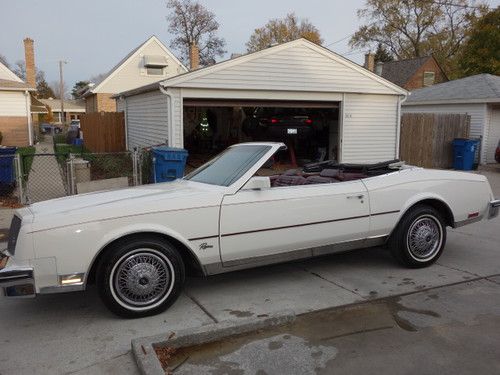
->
[183,99,340,171]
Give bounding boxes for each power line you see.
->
[324,33,355,47]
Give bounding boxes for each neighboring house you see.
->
[0,61,34,146]
[403,74,500,164]
[115,38,407,164]
[81,36,187,113]
[365,55,448,91]
[39,98,85,123]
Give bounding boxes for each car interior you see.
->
[259,159,404,187]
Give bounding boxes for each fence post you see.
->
[67,154,76,195]
[14,154,25,205]
[132,148,139,186]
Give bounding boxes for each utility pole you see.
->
[59,60,67,126]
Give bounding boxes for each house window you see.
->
[146,67,164,76]
[423,71,435,87]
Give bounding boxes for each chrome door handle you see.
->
[347,194,364,199]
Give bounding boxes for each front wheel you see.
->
[96,237,185,318]
[389,205,447,268]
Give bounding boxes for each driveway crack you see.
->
[64,351,130,374]
[435,262,482,278]
[184,291,219,323]
[297,266,366,299]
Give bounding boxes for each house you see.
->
[115,39,407,164]
[0,60,34,146]
[81,36,187,113]
[402,74,500,164]
[39,98,85,123]
[364,54,448,91]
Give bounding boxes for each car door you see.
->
[219,180,369,266]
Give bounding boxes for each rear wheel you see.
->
[96,237,185,318]
[389,205,446,268]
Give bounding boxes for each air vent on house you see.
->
[143,55,168,68]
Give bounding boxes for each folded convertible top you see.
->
[303,159,402,173]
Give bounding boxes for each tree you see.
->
[349,0,488,75]
[71,80,90,99]
[246,13,323,52]
[13,60,26,80]
[374,43,394,63]
[166,0,226,67]
[36,71,55,98]
[50,81,68,99]
[458,6,500,76]
[0,55,10,69]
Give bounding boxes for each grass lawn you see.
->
[16,146,36,176]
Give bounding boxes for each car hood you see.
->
[26,180,224,231]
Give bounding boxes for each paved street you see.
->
[0,170,498,374]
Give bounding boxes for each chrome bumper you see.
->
[0,255,35,298]
[490,199,500,219]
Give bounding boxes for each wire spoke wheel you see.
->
[407,215,442,260]
[111,250,172,307]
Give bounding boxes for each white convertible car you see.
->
[1,143,499,318]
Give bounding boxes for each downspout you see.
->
[395,93,408,159]
[120,96,129,150]
[24,90,33,145]
[159,84,174,147]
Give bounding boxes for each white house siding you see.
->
[402,103,487,162]
[124,90,168,150]
[486,107,500,163]
[97,40,186,94]
[175,44,398,95]
[0,91,28,116]
[342,94,399,163]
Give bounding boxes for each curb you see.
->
[131,310,296,375]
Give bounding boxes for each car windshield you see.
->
[185,145,272,186]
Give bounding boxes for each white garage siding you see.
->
[342,94,399,163]
[123,90,169,150]
[0,91,28,116]
[486,108,500,163]
[171,44,399,96]
[402,103,487,162]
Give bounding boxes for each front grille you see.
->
[7,215,21,255]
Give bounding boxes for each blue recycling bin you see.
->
[151,146,188,183]
[452,139,478,171]
[0,147,17,185]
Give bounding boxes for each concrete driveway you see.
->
[0,170,499,375]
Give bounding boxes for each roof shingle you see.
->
[405,74,500,104]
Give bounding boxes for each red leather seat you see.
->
[273,175,307,187]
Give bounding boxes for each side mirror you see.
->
[241,176,271,191]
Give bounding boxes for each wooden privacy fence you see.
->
[80,112,126,153]
[400,113,470,168]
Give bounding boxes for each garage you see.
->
[117,39,407,167]
[402,74,500,164]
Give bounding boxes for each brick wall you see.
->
[85,93,116,113]
[405,59,447,91]
[0,116,29,146]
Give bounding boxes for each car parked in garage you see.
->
[1,142,499,318]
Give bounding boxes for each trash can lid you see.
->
[152,146,188,153]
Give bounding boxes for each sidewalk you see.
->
[26,136,67,203]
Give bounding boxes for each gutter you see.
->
[395,93,408,159]
[159,85,174,147]
[24,90,33,146]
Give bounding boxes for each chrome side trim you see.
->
[453,215,484,228]
[39,284,85,294]
[203,236,388,276]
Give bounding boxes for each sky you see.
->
[1,0,498,93]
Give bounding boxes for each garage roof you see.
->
[405,74,500,105]
[117,39,407,98]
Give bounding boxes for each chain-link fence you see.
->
[0,154,22,206]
